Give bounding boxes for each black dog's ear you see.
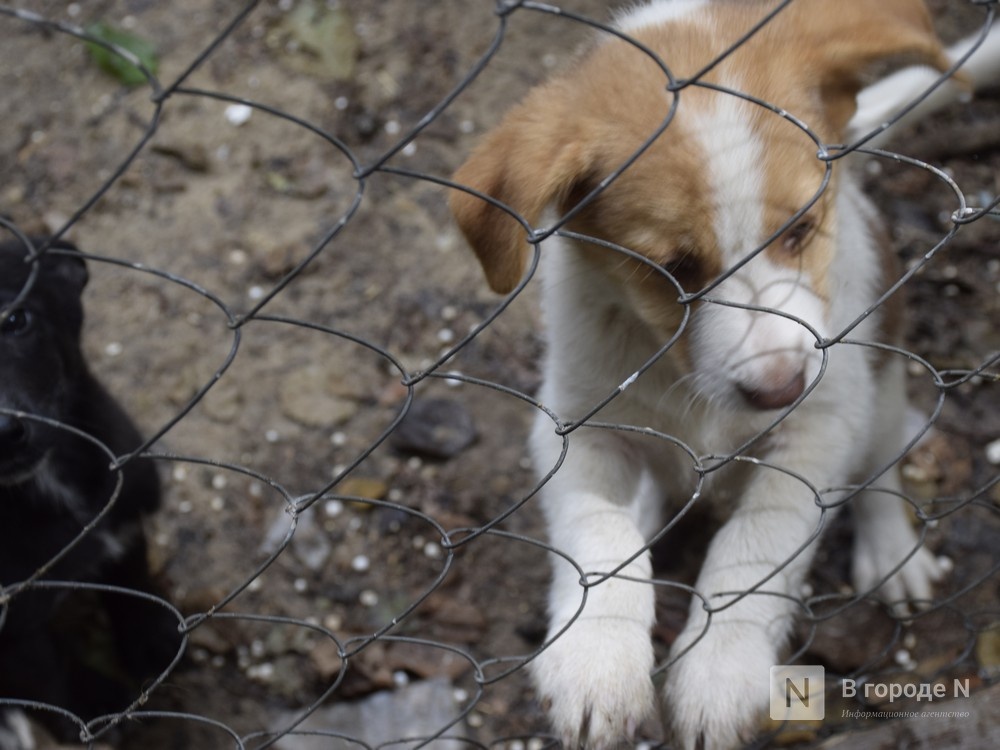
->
[45,240,89,294]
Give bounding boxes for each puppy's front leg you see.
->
[664,463,832,750]
[531,422,660,749]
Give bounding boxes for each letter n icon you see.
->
[770,665,825,721]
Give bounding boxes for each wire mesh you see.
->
[0,1,998,748]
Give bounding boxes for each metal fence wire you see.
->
[1,0,999,748]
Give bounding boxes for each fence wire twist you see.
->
[1,1,998,748]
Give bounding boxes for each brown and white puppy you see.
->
[450,1,962,747]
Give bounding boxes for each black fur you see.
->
[0,238,178,744]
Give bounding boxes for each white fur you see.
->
[616,0,709,32]
[849,21,1000,146]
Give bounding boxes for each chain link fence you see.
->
[1,0,998,748]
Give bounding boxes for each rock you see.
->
[271,678,466,749]
[390,398,477,460]
[279,366,359,428]
[259,507,331,572]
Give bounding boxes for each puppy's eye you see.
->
[660,254,701,286]
[1,308,32,336]
[782,219,816,254]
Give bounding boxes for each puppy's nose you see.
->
[0,413,28,449]
[737,370,806,411]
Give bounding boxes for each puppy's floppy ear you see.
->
[791,0,957,134]
[450,82,591,294]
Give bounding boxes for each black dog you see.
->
[0,238,178,745]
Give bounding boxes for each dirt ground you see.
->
[1,1,998,748]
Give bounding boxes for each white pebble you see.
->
[437,328,455,344]
[392,670,410,688]
[334,96,349,111]
[172,466,188,482]
[324,499,344,517]
[225,103,253,126]
[937,555,954,574]
[229,249,247,265]
[212,474,227,490]
[330,431,347,447]
[104,341,123,357]
[265,429,281,443]
[453,688,469,703]
[247,662,274,681]
[294,577,308,593]
[384,119,401,135]
[459,119,475,134]
[248,285,265,300]
[250,639,266,658]
[210,496,225,512]
[247,578,263,592]
[401,142,417,157]
[359,589,379,607]
[423,541,443,560]
[985,438,1000,466]
[903,632,917,650]
[351,555,370,572]
[177,500,193,514]
[323,613,343,631]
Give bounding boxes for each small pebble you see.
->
[351,555,370,572]
[293,578,308,593]
[359,589,379,607]
[225,103,253,126]
[985,438,1000,466]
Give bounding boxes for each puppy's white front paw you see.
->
[853,524,943,611]
[532,618,654,749]
[664,624,775,750]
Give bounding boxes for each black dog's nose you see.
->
[0,413,28,449]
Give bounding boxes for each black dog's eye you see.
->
[1,308,32,336]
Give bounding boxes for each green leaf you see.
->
[84,22,158,86]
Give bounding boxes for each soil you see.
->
[1,1,998,748]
